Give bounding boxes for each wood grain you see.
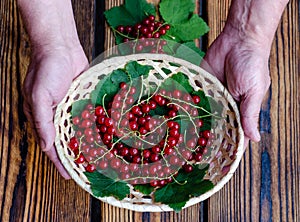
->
[1,0,299,221]
[206,1,300,221]
[100,1,205,221]
[0,0,95,221]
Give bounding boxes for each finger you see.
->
[45,146,71,179]
[239,93,264,142]
[24,98,70,179]
[23,100,40,140]
[31,92,56,152]
[243,136,250,150]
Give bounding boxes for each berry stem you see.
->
[112,27,135,40]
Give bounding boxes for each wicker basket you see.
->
[54,53,245,212]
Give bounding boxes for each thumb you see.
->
[31,93,71,179]
[239,93,264,142]
[31,94,56,152]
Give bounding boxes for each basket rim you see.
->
[54,53,245,212]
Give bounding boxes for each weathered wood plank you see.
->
[100,0,205,221]
[206,1,299,221]
[0,0,95,221]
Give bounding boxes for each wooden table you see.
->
[1,0,299,221]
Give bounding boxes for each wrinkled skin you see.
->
[204,30,271,147]
[23,45,88,179]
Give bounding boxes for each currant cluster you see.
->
[116,15,170,53]
[68,82,214,188]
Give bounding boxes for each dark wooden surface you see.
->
[0,0,299,221]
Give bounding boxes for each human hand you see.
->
[23,45,88,179]
[204,30,270,145]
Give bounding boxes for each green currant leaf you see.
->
[124,0,156,23]
[91,69,128,107]
[91,61,153,106]
[175,41,205,66]
[84,171,130,200]
[161,72,194,93]
[125,61,153,79]
[168,202,188,212]
[171,15,210,41]
[71,99,90,117]
[154,165,213,211]
[159,0,195,24]
[134,184,155,195]
[190,180,214,196]
[175,165,208,183]
[104,0,155,28]
[149,105,169,116]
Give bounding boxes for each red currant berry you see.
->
[139,127,148,135]
[72,116,80,125]
[119,147,129,156]
[198,137,207,147]
[149,100,157,109]
[129,148,139,156]
[120,173,131,180]
[110,158,121,169]
[194,153,202,162]
[150,180,158,187]
[97,115,105,125]
[81,110,91,119]
[84,128,93,137]
[152,146,161,153]
[149,165,158,175]
[169,155,180,165]
[141,104,150,113]
[153,32,160,38]
[148,15,155,21]
[132,155,141,164]
[117,25,125,33]
[120,82,127,89]
[69,137,79,150]
[136,44,144,52]
[131,106,141,115]
[167,137,177,147]
[125,26,132,33]
[95,106,104,116]
[164,24,170,30]
[159,28,166,35]
[143,18,150,25]
[187,139,196,149]
[155,22,162,28]
[192,95,201,104]
[86,164,96,172]
[98,160,108,169]
[86,136,94,144]
[169,129,180,138]
[129,87,136,95]
[182,150,193,160]
[164,146,174,155]
[107,127,115,135]
[168,110,177,118]
[129,121,138,131]
[75,153,85,164]
[197,119,204,127]
[202,130,211,139]
[138,117,146,126]
[182,163,193,173]
[104,118,113,127]
[150,153,159,162]
[143,149,151,158]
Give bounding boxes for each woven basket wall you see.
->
[54,53,244,212]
